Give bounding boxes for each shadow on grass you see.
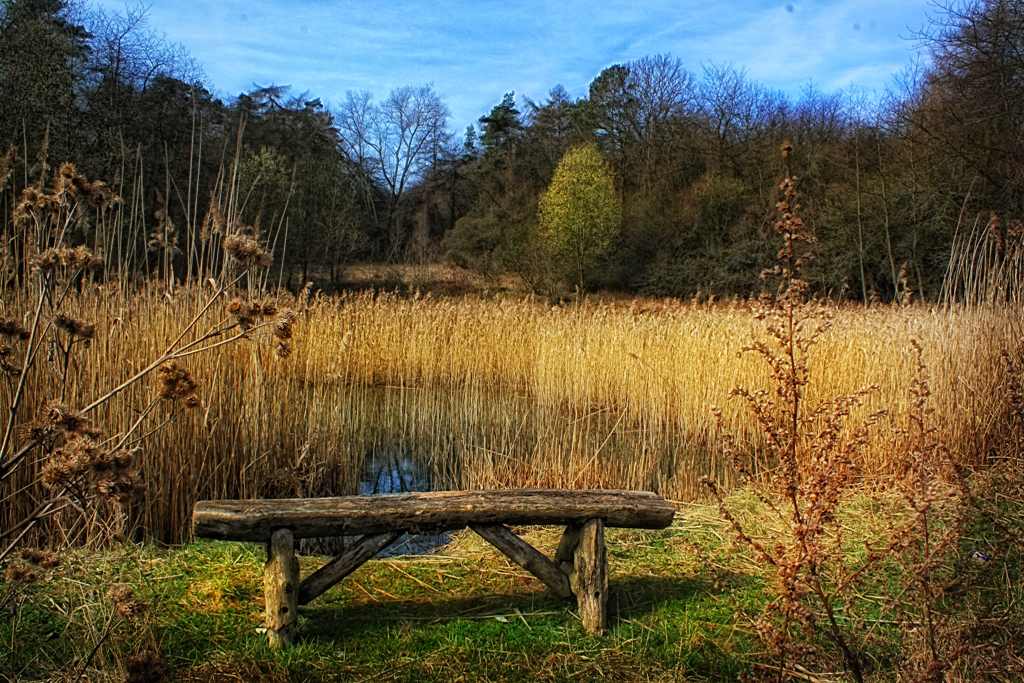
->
[297,573,732,642]
[156,568,755,682]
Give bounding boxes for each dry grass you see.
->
[316,290,1018,473]
[3,282,1019,543]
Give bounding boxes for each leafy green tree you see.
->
[538,144,621,289]
[478,92,521,170]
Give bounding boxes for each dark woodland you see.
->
[1,0,1022,300]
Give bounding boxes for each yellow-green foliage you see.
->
[538,144,621,287]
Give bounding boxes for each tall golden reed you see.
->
[2,283,1016,542]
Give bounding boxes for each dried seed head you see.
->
[38,460,65,489]
[0,319,29,340]
[20,548,60,568]
[53,163,114,206]
[74,176,113,207]
[55,162,75,188]
[275,341,293,359]
[68,245,103,272]
[106,584,149,619]
[111,450,134,469]
[96,472,144,502]
[5,561,37,583]
[38,432,137,496]
[271,310,297,340]
[106,584,133,605]
[224,234,272,268]
[54,313,96,341]
[14,186,46,225]
[227,299,260,329]
[156,361,199,402]
[125,650,169,683]
[30,247,61,273]
[38,434,100,489]
[20,420,50,441]
[44,400,90,433]
[29,246,103,274]
[89,448,115,474]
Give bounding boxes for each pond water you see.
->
[357,450,448,556]
[258,383,732,556]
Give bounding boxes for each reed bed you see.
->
[2,285,1019,542]
[320,290,1016,465]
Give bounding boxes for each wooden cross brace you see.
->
[262,520,609,648]
[197,489,674,649]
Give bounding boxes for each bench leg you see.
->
[265,528,299,649]
[554,524,580,573]
[470,523,573,598]
[572,518,607,635]
[298,532,401,605]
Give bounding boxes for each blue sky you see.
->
[92,0,935,131]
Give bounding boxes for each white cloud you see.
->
[91,0,933,129]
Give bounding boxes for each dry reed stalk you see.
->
[0,134,290,550]
[0,143,1015,546]
[2,282,1018,543]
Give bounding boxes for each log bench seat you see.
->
[192,489,675,648]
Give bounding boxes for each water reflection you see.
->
[358,450,448,556]
[358,452,428,495]
[286,381,724,557]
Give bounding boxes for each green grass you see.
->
[1,505,756,682]
[2,492,1022,682]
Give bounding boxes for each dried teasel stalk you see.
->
[38,433,143,503]
[54,313,96,342]
[106,584,149,619]
[227,299,262,329]
[226,301,297,356]
[155,361,199,406]
[223,234,272,268]
[30,245,103,275]
[0,319,29,340]
[42,400,99,437]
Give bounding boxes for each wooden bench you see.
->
[192,489,675,648]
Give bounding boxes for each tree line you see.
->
[1,0,1021,300]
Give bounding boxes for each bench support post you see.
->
[572,518,607,635]
[265,528,299,649]
[470,523,573,598]
[298,532,401,605]
[554,524,580,571]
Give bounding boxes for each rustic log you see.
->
[265,528,299,649]
[554,524,580,570]
[469,523,572,598]
[193,489,674,542]
[298,531,401,605]
[572,518,607,635]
